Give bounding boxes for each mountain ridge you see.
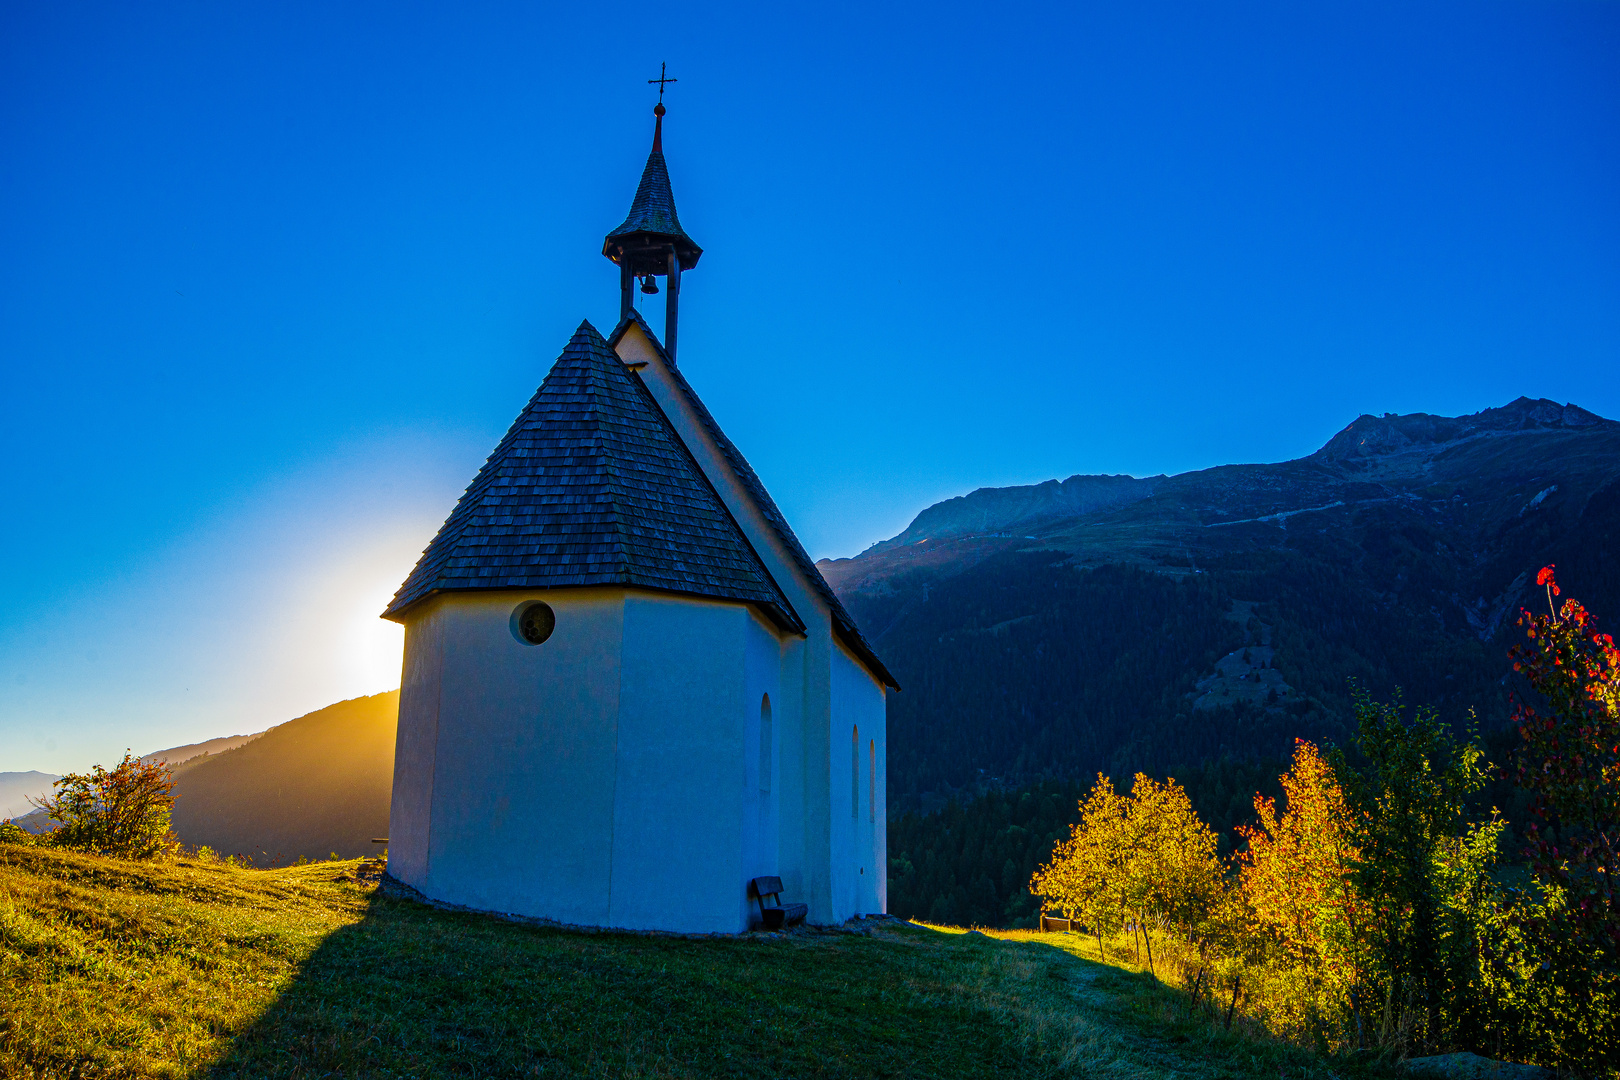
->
[821,396,1620,808]
[142,732,264,768]
[829,396,1613,595]
[167,691,397,864]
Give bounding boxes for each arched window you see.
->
[852,725,860,819]
[759,694,772,794]
[869,739,876,824]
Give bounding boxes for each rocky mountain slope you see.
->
[822,398,1620,808]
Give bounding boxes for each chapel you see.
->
[382,98,897,933]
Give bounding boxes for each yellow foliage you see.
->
[1235,739,1365,1041]
[1030,774,1131,938]
[1030,773,1224,969]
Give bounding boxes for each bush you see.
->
[1497,566,1620,1070]
[0,820,36,846]
[187,844,251,868]
[31,752,179,860]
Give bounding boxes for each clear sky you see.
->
[2,1,1617,775]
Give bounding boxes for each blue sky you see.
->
[2,1,1617,774]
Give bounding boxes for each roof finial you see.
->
[648,63,675,153]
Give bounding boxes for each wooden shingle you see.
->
[384,320,801,631]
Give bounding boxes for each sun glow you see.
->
[259,530,419,700]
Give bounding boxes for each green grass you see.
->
[0,843,1405,1078]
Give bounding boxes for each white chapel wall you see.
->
[611,592,765,932]
[830,639,887,921]
[741,609,785,920]
[771,631,811,914]
[614,322,843,922]
[416,589,626,924]
[389,598,447,887]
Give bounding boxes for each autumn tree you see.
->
[32,752,179,860]
[1237,739,1365,1043]
[1128,775,1226,973]
[1504,565,1620,1069]
[1031,773,1223,972]
[1030,774,1131,959]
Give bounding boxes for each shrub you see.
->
[31,752,179,860]
[1500,566,1620,1070]
[0,820,35,846]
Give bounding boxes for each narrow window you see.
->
[852,725,860,819]
[759,694,772,794]
[869,739,876,824]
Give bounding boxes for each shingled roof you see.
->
[608,311,900,690]
[383,320,801,631]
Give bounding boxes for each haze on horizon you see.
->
[2,1,1617,776]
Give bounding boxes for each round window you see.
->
[511,601,556,645]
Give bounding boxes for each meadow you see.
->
[0,842,1405,1079]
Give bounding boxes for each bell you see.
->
[640,275,659,295]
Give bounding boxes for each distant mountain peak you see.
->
[1312,398,1611,463]
[856,473,1165,557]
[820,395,1619,600]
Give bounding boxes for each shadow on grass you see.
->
[201,888,1052,1080]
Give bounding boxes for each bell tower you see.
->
[602,66,703,364]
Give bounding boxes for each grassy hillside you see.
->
[169,691,397,865]
[0,842,1405,1079]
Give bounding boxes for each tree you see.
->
[1331,689,1500,1054]
[1030,773,1224,972]
[1504,565,1620,1069]
[1127,774,1226,974]
[1030,774,1131,959]
[1237,739,1365,1045]
[32,752,179,860]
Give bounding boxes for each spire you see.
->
[603,105,702,274]
[604,66,702,364]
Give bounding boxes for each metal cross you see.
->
[648,62,677,102]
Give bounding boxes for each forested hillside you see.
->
[168,692,397,864]
[839,399,1620,929]
[828,398,1620,810]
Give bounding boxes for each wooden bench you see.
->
[749,876,808,930]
